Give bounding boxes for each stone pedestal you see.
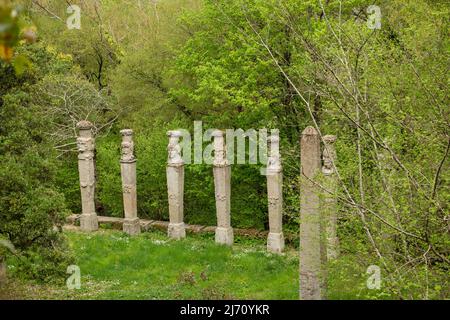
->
[80,213,98,231]
[120,129,140,235]
[167,222,185,239]
[166,131,186,239]
[77,121,98,232]
[123,218,140,235]
[266,134,285,253]
[213,130,233,246]
[322,135,338,260]
[299,126,322,300]
[267,232,284,252]
[215,226,233,244]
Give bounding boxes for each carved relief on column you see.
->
[212,130,233,246]
[121,129,135,162]
[76,120,98,232]
[322,135,338,260]
[266,133,285,253]
[120,129,140,235]
[322,135,337,176]
[212,130,228,167]
[267,134,282,173]
[168,130,184,166]
[166,130,186,239]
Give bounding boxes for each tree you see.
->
[0,41,108,281]
[167,0,449,298]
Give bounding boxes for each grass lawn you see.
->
[2,228,299,299]
[1,228,386,300]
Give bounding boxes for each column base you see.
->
[168,222,186,240]
[299,271,322,300]
[215,227,234,246]
[267,232,285,253]
[80,213,98,232]
[123,218,141,235]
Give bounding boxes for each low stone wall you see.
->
[66,214,275,239]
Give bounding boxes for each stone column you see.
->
[322,135,338,260]
[213,130,233,246]
[299,126,322,300]
[120,129,140,235]
[0,259,6,285]
[166,131,186,239]
[76,121,98,232]
[266,134,285,253]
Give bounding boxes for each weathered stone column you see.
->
[322,135,338,260]
[166,131,186,239]
[213,130,233,246]
[266,134,285,253]
[299,126,322,300]
[120,129,140,235]
[0,258,6,285]
[76,121,98,232]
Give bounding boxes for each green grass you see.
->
[3,229,299,299]
[69,230,299,299]
[2,228,397,300]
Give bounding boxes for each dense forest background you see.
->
[0,0,448,299]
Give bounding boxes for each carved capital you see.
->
[267,133,282,171]
[322,135,337,175]
[120,129,133,136]
[77,137,94,160]
[121,141,135,162]
[120,129,136,162]
[167,130,184,165]
[77,120,93,130]
[213,130,228,166]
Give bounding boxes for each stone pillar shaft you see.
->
[0,259,6,284]
[77,121,98,232]
[213,130,233,246]
[121,129,140,235]
[322,135,338,260]
[167,131,186,239]
[266,134,284,253]
[300,126,322,300]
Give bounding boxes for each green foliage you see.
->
[0,2,36,76]
[0,42,76,281]
[95,134,123,217]
[2,0,447,298]
[9,229,444,299]
[0,3,23,61]
[169,0,449,298]
[6,229,299,299]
